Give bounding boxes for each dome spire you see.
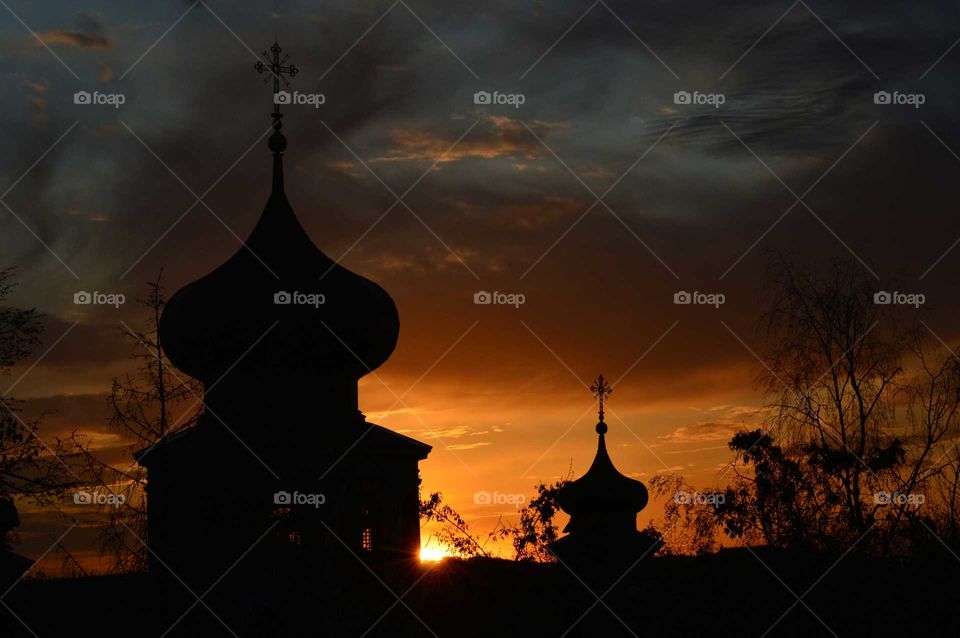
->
[589,374,612,435]
[255,40,299,193]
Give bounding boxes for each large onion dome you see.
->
[159,129,399,387]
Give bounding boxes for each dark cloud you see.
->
[19,393,113,436]
[38,13,112,50]
[27,316,132,367]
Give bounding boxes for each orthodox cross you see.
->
[255,40,299,129]
[590,374,612,422]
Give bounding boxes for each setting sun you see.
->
[419,546,451,563]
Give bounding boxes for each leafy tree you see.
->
[419,491,499,557]
[418,479,569,562]
[648,473,721,555]
[509,479,567,562]
[715,430,829,549]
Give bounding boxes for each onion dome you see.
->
[557,375,648,531]
[557,419,649,520]
[159,127,399,386]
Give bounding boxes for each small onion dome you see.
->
[160,144,398,384]
[558,422,649,517]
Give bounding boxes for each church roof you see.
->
[134,418,431,467]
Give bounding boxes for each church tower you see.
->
[135,41,431,593]
[549,375,654,572]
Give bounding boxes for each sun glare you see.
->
[419,546,450,563]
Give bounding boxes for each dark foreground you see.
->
[4,549,959,637]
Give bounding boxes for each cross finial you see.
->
[254,40,299,131]
[590,374,612,426]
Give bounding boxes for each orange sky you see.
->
[11,286,769,573]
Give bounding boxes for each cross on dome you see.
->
[589,374,612,433]
[255,40,299,131]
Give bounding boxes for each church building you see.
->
[135,42,431,592]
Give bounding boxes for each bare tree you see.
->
[882,330,960,551]
[759,256,905,540]
[0,268,74,550]
[67,271,201,572]
[728,255,960,552]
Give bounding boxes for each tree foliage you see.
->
[419,479,570,562]
[419,491,499,558]
[509,479,567,562]
[648,473,720,555]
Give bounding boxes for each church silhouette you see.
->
[134,42,431,604]
[550,375,655,577]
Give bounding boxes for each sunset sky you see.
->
[3,0,960,570]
